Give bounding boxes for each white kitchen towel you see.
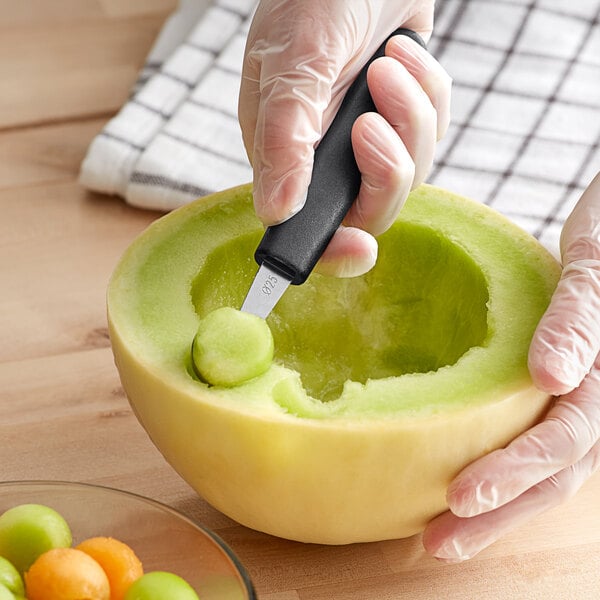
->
[80,0,600,257]
[131,0,215,95]
[79,0,257,211]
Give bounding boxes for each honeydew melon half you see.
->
[107,184,560,544]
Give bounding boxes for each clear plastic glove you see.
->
[423,171,600,562]
[238,0,451,277]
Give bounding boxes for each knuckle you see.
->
[385,158,416,198]
[389,147,416,180]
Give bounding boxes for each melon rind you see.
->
[107,184,560,543]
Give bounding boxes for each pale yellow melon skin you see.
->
[108,183,560,544]
[109,330,550,543]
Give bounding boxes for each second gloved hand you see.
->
[238,0,451,277]
[423,172,600,562]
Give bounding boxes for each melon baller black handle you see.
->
[253,28,427,285]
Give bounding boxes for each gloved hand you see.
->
[238,0,451,277]
[423,171,600,562]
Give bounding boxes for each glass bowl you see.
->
[0,480,255,599]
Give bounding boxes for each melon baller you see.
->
[240,28,427,319]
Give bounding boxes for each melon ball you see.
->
[0,557,24,597]
[0,584,18,600]
[24,547,110,600]
[0,504,72,574]
[123,572,199,600]
[76,537,143,600]
[192,306,274,387]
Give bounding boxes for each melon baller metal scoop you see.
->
[241,28,427,319]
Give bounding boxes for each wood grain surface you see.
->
[1,3,599,598]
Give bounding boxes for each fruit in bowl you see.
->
[0,482,254,599]
[107,184,560,544]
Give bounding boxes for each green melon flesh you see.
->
[107,184,560,544]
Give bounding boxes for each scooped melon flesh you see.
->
[107,184,560,544]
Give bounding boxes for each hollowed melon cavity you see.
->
[191,223,489,402]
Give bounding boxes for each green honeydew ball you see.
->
[124,571,200,600]
[192,306,274,387]
[0,558,24,597]
[0,504,72,574]
[0,584,17,600]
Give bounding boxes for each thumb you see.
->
[240,34,343,226]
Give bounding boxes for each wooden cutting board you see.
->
[1,2,599,598]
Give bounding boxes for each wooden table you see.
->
[2,2,599,598]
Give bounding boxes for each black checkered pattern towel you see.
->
[428,0,600,257]
[79,0,600,258]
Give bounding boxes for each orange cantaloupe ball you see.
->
[25,547,110,600]
[76,537,144,600]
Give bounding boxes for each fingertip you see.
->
[528,362,576,397]
[421,513,470,562]
[528,344,579,396]
[421,516,446,556]
[315,227,378,278]
[421,524,442,558]
[446,482,477,518]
